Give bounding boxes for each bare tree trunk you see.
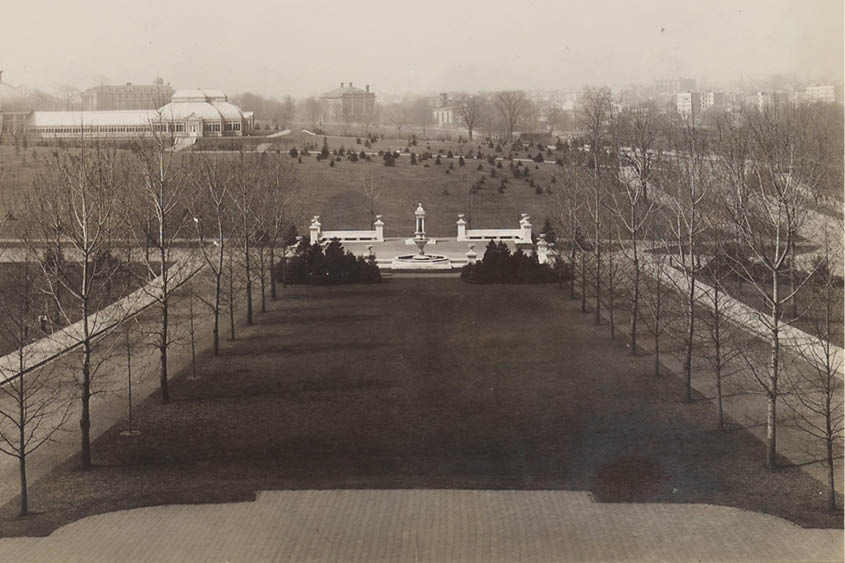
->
[245,239,253,325]
[580,250,587,313]
[827,433,837,511]
[594,183,601,325]
[654,272,662,377]
[189,291,197,379]
[714,285,724,431]
[159,296,169,404]
[80,340,92,470]
[258,245,266,314]
[569,247,577,299]
[684,275,696,402]
[228,253,236,341]
[269,245,277,300]
[17,363,27,516]
[767,292,779,469]
[631,257,639,354]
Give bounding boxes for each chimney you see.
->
[366,84,370,93]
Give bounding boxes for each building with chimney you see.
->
[81,78,174,111]
[318,82,376,123]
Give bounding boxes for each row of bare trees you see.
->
[549,88,843,510]
[0,132,301,515]
[385,90,565,142]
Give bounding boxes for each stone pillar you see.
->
[456,214,468,241]
[519,213,532,243]
[466,244,478,265]
[373,215,384,242]
[309,216,322,244]
[536,234,549,264]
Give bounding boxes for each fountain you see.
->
[390,203,453,270]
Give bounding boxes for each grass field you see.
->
[0,278,840,537]
[295,150,559,237]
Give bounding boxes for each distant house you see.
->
[318,82,376,124]
[433,93,456,127]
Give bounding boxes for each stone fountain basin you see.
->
[390,254,453,270]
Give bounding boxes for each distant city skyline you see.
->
[1,0,842,99]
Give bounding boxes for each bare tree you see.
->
[263,157,301,297]
[608,105,660,353]
[782,221,843,511]
[385,103,410,137]
[361,168,383,228]
[192,155,230,356]
[231,151,260,326]
[454,94,488,141]
[698,227,744,430]
[663,120,711,403]
[27,142,125,470]
[411,98,434,137]
[303,97,322,129]
[494,90,528,141]
[127,123,193,404]
[55,85,80,111]
[642,249,671,377]
[282,95,296,127]
[722,104,825,469]
[579,87,612,324]
[0,246,70,516]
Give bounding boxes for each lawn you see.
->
[0,277,840,537]
[295,149,561,237]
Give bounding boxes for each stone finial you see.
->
[373,214,384,241]
[309,216,322,244]
[466,243,478,265]
[456,213,468,241]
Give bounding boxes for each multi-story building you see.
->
[801,85,836,104]
[676,91,700,120]
[318,82,376,123]
[81,79,174,111]
[656,78,697,96]
[755,91,789,112]
[699,91,725,113]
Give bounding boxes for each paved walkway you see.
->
[0,490,840,562]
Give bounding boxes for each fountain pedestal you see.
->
[390,203,453,270]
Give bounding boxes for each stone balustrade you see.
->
[310,215,384,244]
[456,213,533,243]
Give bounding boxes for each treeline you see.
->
[0,137,304,516]
[545,89,843,511]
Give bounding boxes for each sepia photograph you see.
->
[0,0,842,560]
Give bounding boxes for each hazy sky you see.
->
[2,0,842,98]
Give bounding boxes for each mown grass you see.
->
[0,278,840,537]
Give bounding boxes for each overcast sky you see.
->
[2,0,842,98]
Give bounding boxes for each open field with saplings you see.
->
[0,278,840,538]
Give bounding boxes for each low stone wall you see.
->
[310,215,384,244]
[457,213,533,243]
